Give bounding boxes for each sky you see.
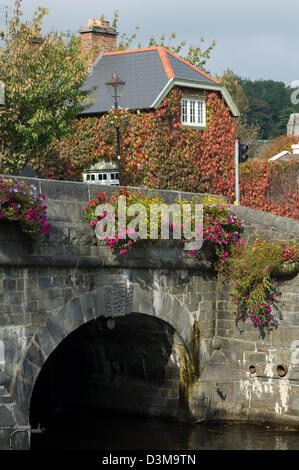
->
[1,0,298,86]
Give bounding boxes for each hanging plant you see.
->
[223,237,298,332]
[0,177,51,239]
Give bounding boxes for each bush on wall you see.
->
[239,160,299,219]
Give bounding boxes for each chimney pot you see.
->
[80,18,118,68]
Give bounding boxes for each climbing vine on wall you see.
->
[239,160,299,220]
[35,87,298,219]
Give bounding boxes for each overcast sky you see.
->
[1,0,298,86]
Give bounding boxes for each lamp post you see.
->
[0,80,5,174]
[105,72,126,186]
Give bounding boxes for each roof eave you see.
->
[151,77,241,117]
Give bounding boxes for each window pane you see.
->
[190,100,196,123]
[181,99,188,123]
[197,100,203,124]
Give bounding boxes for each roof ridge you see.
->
[165,48,220,84]
[103,46,161,56]
[103,46,219,84]
[156,46,175,79]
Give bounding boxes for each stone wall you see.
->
[0,177,298,449]
[190,204,299,425]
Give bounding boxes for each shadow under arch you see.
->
[29,312,190,449]
[11,285,194,424]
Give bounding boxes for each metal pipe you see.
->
[235,139,240,206]
[9,427,31,451]
[114,96,122,186]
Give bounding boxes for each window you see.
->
[181,97,206,127]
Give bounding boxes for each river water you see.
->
[31,409,299,451]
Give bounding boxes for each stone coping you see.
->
[1,175,223,204]
[1,175,298,238]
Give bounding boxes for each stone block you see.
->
[0,406,16,426]
[34,326,56,358]
[79,291,97,322]
[40,179,89,202]
[25,341,47,370]
[45,315,65,347]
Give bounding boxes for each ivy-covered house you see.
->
[42,18,240,199]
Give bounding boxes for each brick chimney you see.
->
[79,19,118,67]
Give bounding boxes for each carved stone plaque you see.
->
[104,282,133,317]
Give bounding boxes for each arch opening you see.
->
[29,313,186,449]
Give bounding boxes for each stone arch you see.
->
[11,283,194,422]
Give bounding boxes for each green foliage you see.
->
[218,69,260,156]
[247,97,273,140]
[237,78,299,139]
[269,106,297,139]
[0,0,94,175]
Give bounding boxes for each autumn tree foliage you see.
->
[0,0,94,175]
[258,134,299,160]
[239,160,299,219]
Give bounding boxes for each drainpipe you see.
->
[9,426,31,450]
[235,138,240,206]
[9,425,45,450]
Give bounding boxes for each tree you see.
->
[218,68,260,157]
[237,78,299,139]
[0,0,95,175]
[111,10,216,72]
[258,134,299,160]
[269,106,296,139]
[247,97,273,140]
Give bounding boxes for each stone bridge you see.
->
[0,177,298,450]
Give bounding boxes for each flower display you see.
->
[223,237,298,330]
[84,187,167,255]
[84,189,243,262]
[0,178,51,239]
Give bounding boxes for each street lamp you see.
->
[105,71,126,186]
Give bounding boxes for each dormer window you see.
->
[181,97,206,127]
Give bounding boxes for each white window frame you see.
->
[181,97,206,128]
